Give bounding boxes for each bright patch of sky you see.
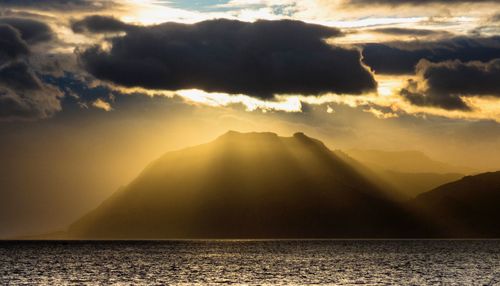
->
[151,0,238,11]
[149,0,296,16]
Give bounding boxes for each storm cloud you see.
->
[0,25,29,63]
[362,36,500,74]
[0,0,113,10]
[76,18,377,98]
[0,17,53,44]
[400,59,500,110]
[71,15,132,34]
[0,61,62,120]
[0,18,62,120]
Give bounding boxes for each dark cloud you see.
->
[369,27,450,37]
[347,0,496,5]
[491,14,500,22]
[0,18,62,120]
[0,61,62,120]
[0,17,53,65]
[362,36,500,74]
[0,61,41,90]
[71,15,133,33]
[0,17,53,44]
[76,18,376,98]
[0,0,112,10]
[400,80,470,111]
[400,59,500,110]
[0,24,30,63]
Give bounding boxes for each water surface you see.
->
[1,240,499,285]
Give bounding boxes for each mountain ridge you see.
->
[67,131,431,239]
[61,131,499,239]
[411,171,500,237]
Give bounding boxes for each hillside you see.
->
[67,131,429,239]
[412,171,500,237]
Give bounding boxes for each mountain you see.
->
[346,149,472,174]
[412,171,500,237]
[67,131,430,239]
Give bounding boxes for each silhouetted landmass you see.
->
[412,171,500,237]
[66,132,500,239]
[68,131,432,239]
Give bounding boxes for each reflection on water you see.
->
[1,240,499,285]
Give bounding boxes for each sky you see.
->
[0,0,500,237]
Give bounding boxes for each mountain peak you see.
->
[217,130,320,143]
[217,130,279,140]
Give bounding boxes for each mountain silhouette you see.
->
[411,171,500,237]
[67,131,430,239]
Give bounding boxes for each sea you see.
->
[0,240,499,285]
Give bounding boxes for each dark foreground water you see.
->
[0,240,499,285]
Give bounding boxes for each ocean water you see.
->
[0,240,499,285]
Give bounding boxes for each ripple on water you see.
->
[0,240,499,285]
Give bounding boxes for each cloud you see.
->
[0,61,62,120]
[400,59,500,110]
[362,36,500,74]
[0,18,63,120]
[0,24,30,63]
[0,17,54,64]
[92,98,112,111]
[71,15,133,34]
[0,0,113,11]
[0,17,54,44]
[368,27,450,37]
[76,18,377,98]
